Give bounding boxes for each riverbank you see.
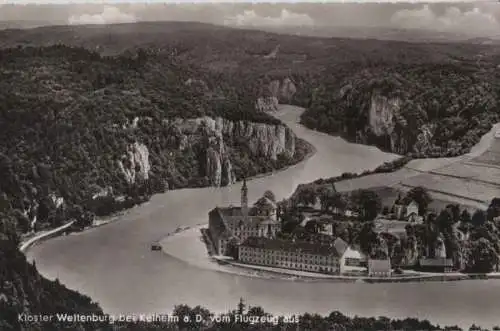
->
[19,220,75,253]
[241,138,316,183]
[160,224,500,284]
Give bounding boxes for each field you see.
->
[400,173,499,204]
[430,162,500,186]
[334,168,421,193]
[470,151,500,167]
[397,136,500,207]
[329,132,500,211]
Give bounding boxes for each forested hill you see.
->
[2,22,500,158]
[301,60,500,157]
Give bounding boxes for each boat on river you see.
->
[151,243,162,251]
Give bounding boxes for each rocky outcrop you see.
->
[368,94,401,137]
[413,124,436,156]
[168,116,296,187]
[117,142,151,185]
[256,77,297,111]
[255,97,279,112]
[269,77,297,103]
[365,91,433,155]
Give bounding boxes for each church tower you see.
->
[241,178,248,218]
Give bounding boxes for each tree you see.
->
[227,237,239,260]
[295,186,317,207]
[332,192,348,212]
[382,206,390,215]
[445,204,461,223]
[437,209,454,234]
[318,187,331,211]
[263,190,276,202]
[305,219,324,234]
[352,189,381,221]
[358,222,378,254]
[237,298,246,315]
[466,238,499,273]
[406,186,432,216]
[487,197,500,222]
[471,210,487,227]
[460,209,472,224]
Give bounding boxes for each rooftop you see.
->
[333,237,349,256]
[240,237,341,257]
[419,258,453,267]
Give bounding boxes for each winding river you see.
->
[27,105,500,329]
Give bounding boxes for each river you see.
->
[27,105,500,329]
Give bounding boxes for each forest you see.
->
[300,61,500,157]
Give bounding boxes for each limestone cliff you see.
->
[256,77,297,111]
[255,96,279,112]
[117,142,151,185]
[363,91,433,155]
[268,77,297,103]
[169,116,296,187]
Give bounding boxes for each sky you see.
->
[0,2,499,38]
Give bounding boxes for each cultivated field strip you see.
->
[400,173,500,203]
[470,151,500,167]
[334,168,421,192]
[429,162,500,186]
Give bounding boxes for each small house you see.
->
[368,259,391,277]
[418,258,454,273]
[394,199,422,223]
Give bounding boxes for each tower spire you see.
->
[241,178,248,217]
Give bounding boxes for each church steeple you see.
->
[241,178,248,217]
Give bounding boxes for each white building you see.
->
[394,199,423,224]
[367,259,392,277]
[208,179,280,256]
[238,237,342,274]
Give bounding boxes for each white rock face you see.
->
[368,93,401,136]
[169,116,296,187]
[118,142,151,185]
[255,77,297,111]
[268,77,297,103]
[255,96,279,112]
[366,91,435,154]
